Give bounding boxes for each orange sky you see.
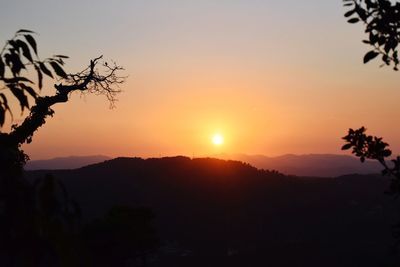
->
[1,1,399,159]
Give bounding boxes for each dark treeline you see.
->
[26,156,400,266]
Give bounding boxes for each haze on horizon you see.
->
[1,0,399,160]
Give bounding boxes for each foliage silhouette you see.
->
[0,30,125,266]
[0,31,124,174]
[342,0,400,249]
[343,0,400,69]
[342,127,400,194]
[342,0,400,182]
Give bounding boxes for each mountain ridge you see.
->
[26,153,383,177]
[25,155,111,170]
[217,153,382,177]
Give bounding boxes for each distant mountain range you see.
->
[220,154,383,177]
[25,154,383,177]
[25,156,399,266]
[25,155,111,170]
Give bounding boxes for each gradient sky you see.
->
[1,0,399,159]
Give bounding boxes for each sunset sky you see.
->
[1,0,400,160]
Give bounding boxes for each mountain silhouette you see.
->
[25,155,111,170]
[26,154,383,177]
[25,156,400,266]
[218,153,383,177]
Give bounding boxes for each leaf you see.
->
[348,18,360,23]
[19,83,37,99]
[39,62,53,78]
[355,8,367,21]
[0,93,11,121]
[35,65,43,89]
[363,50,379,63]
[344,9,356,17]
[9,52,25,75]
[8,40,19,51]
[3,77,33,83]
[24,34,37,55]
[9,85,29,111]
[50,61,67,78]
[4,53,12,67]
[384,42,391,53]
[53,55,69,59]
[0,57,4,78]
[393,50,398,61]
[0,93,9,109]
[17,29,35,34]
[54,58,64,65]
[341,144,352,150]
[0,106,4,127]
[15,40,33,62]
[378,36,386,46]
[369,33,378,44]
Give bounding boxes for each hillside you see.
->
[26,157,400,266]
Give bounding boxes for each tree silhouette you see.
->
[341,0,400,188]
[0,30,124,266]
[342,3,400,250]
[342,128,400,194]
[343,0,400,69]
[0,30,124,175]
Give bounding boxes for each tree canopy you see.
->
[342,0,400,193]
[343,0,400,69]
[0,29,69,126]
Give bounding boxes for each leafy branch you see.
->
[0,30,125,169]
[342,127,400,195]
[343,0,400,69]
[0,29,70,126]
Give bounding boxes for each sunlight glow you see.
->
[212,134,224,146]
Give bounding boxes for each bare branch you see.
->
[3,56,125,147]
[55,55,125,108]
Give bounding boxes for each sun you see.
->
[212,134,224,146]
